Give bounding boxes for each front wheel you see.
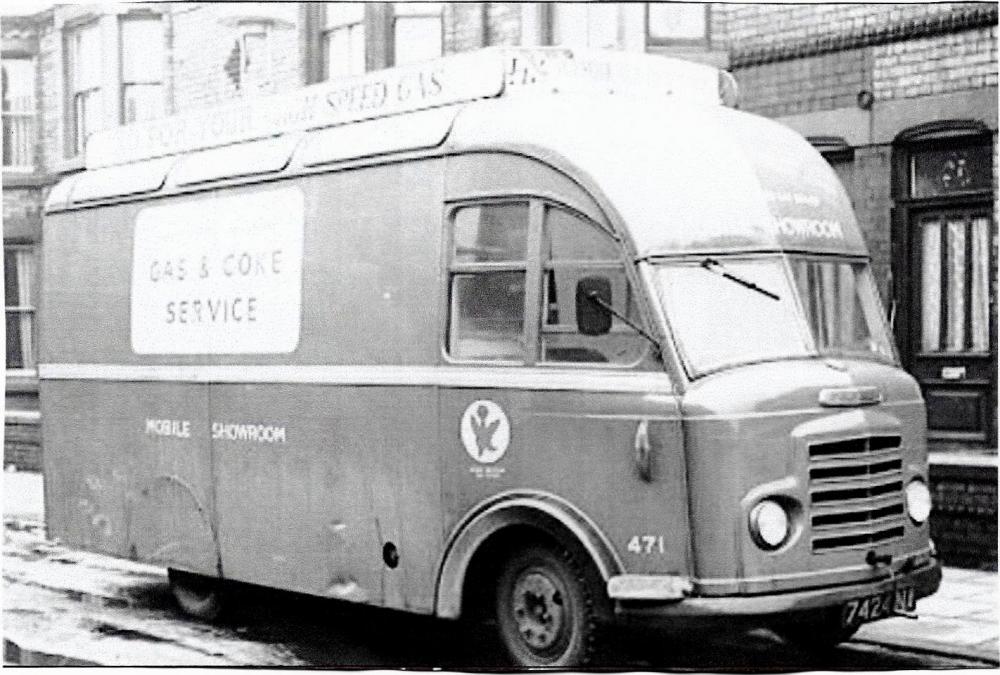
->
[494,544,602,668]
[167,568,223,621]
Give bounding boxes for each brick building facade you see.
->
[3,2,997,565]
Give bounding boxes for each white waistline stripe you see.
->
[38,363,674,394]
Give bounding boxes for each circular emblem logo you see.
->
[460,400,510,464]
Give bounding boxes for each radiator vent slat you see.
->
[809,435,900,458]
[812,526,905,551]
[808,435,905,553]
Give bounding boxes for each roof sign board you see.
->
[85,47,731,170]
[503,48,725,106]
[86,49,505,169]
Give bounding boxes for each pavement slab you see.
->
[855,565,999,664]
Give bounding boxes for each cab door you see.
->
[439,153,689,578]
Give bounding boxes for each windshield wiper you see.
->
[699,258,780,301]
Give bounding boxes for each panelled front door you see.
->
[906,206,994,442]
[894,130,996,446]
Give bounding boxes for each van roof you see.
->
[46,48,866,258]
[83,47,732,170]
[446,95,868,258]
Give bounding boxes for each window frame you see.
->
[5,243,38,374]
[2,57,37,172]
[64,18,103,158]
[236,20,273,95]
[61,9,164,159]
[444,198,537,365]
[890,124,995,359]
[443,196,650,369]
[539,202,649,368]
[912,208,992,356]
[545,2,621,49]
[118,13,165,123]
[390,2,443,66]
[644,2,711,48]
[321,2,368,80]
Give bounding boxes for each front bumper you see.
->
[617,557,940,620]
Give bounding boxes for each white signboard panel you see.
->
[131,187,304,354]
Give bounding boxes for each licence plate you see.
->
[841,586,915,628]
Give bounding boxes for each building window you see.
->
[646,3,710,46]
[549,3,619,49]
[910,144,992,199]
[223,21,273,94]
[65,14,165,157]
[121,15,164,123]
[65,21,103,156]
[323,2,367,79]
[1,58,35,171]
[917,212,991,354]
[5,245,36,371]
[392,2,442,66]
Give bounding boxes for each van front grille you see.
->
[808,435,906,554]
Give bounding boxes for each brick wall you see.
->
[874,25,998,100]
[485,3,522,47]
[725,3,985,51]
[2,186,44,232]
[4,424,42,473]
[930,463,998,570]
[729,4,995,119]
[444,3,486,54]
[169,4,302,115]
[35,12,60,172]
[837,147,894,304]
[734,48,868,118]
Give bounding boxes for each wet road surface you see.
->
[4,519,993,669]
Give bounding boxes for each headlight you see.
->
[905,479,932,524]
[749,499,790,550]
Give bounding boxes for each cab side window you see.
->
[448,202,529,361]
[541,206,645,365]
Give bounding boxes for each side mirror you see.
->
[575,276,613,336]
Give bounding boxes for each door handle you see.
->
[634,420,653,482]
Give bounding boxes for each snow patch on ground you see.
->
[3,470,44,522]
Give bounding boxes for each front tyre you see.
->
[494,544,601,667]
[168,568,223,621]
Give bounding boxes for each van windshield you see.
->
[653,256,897,378]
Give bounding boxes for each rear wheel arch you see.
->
[434,492,622,620]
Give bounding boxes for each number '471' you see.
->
[627,535,665,554]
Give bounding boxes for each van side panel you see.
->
[42,158,446,613]
[41,206,219,574]
[210,160,445,611]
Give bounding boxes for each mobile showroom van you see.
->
[40,48,940,667]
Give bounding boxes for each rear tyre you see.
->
[168,568,223,621]
[777,608,859,651]
[494,544,602,668]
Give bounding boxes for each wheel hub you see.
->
[512,571,565,651]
